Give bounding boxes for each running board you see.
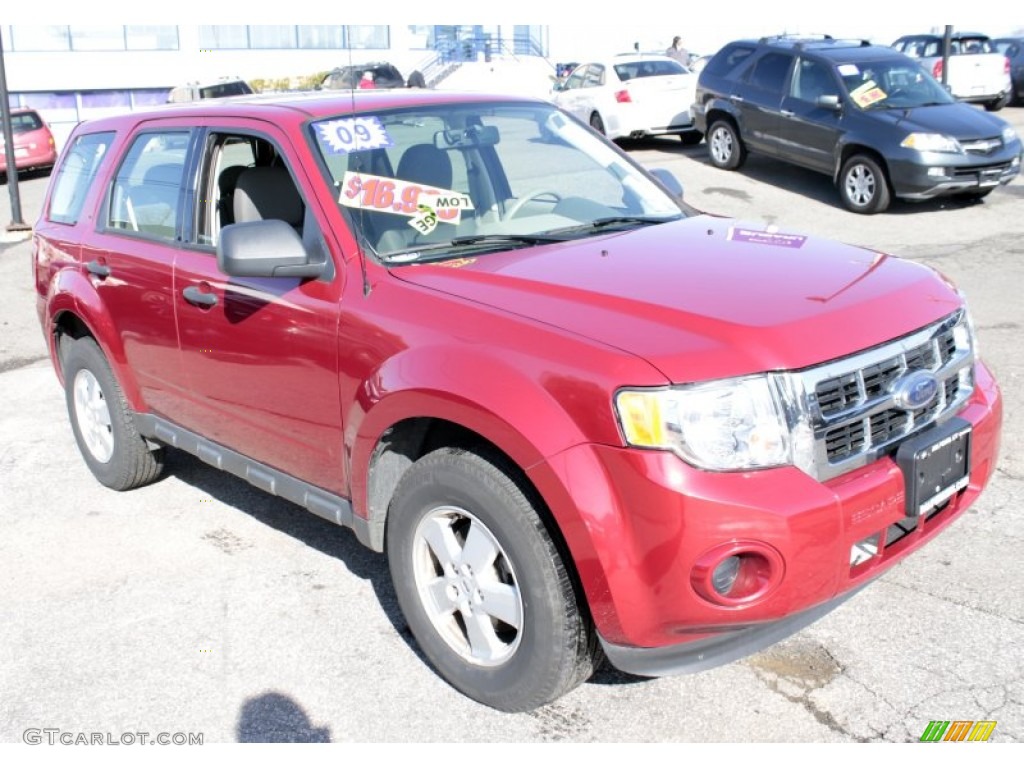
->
[134,414,373,548]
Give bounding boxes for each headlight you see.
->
[1002,125,1017,143]
[615,376,815,472]
[901,132,962,153]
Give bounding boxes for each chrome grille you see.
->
[795,311,974,481]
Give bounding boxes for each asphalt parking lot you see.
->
[2,105,1022,743]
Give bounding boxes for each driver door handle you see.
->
[183,285,218,308]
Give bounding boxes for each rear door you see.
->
[170,120,348,494]
[84,127,194,419]
[735,51,795,156]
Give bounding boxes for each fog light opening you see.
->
[691,543,783,607]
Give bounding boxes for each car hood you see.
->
[391,217,958,385]
[868,102,1010,139]
[392,216,961,384]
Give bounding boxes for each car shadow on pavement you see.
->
[160,448,653,693]
[236,691,332,742]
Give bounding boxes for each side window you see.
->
[48,131,115,225]
[107,132,189,241]
[747,53,794,94]
[703,44,756,78]
[195,132,312,254]
[565,69,585,90]
[583,64,604,87]
[790,59,836,103]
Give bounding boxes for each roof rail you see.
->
[758,33,834,44]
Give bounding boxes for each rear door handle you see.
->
[183,285,218,308]
[85,260,110,278]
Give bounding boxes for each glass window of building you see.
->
[248,25,297,49]
[346,25,388,49]
[198,25,249,49]
[298,25,345,49]
[11,25,70,51]
[70,26,126,51]
[126,26,179,50]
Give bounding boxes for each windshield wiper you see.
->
[379,233,566,264]
[543,215,680,237]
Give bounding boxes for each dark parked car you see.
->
[693,35,1023,213]
[320,62,405,90]
[0,108,58,176]
[993,37,1024,104]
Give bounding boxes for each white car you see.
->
[551,55,701,144]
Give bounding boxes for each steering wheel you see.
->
[502,189,563,220]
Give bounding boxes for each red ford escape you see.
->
[32,90,1001,711]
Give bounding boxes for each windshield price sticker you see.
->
[317,117,393,154]
[339,171,470,226]
[850,81,886,108]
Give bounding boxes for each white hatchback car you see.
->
[551,55,701,144]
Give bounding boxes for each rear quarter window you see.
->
[703,45,756,78]
[47,131,115,225]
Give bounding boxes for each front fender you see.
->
[348,343,608,521]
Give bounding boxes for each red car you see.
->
[32,91,1001,711]
[0,108,58,175]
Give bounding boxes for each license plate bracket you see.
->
[896,417,971,517]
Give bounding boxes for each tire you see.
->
[386,447,598,712]
[984,94,1008,112]
[707,119,746,170]
[589,112,605,135]
[838,154,891,214]
[680,130,704,146]
[63,337,164,491]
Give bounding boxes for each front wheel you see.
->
[707,119,746,170]
[589,112,606,135]
[63,337,164,490]
[386,447,598,712]
[838,154,891,214]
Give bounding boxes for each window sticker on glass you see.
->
[838,64,860,77]
[317,117,393,154]
[339,171,472,227]
[850,80,886,108]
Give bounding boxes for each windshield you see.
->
[308,101,685,262]
[838,59,954,109]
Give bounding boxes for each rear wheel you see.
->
[707,119,746,170]
[589,112,606,135]
[839,154,891,214]
[386,447,598,712]
[63,337,164,490]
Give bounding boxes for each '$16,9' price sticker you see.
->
[338,171,474,233]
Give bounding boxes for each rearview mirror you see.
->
[817,94,842,111]
[434,125,500,149]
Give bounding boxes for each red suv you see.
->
[32,90,1002,712]
[1,108,58,176]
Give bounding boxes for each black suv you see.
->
[692,36,1022,213]
[320,62,405,90]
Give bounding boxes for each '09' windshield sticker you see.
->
[339,171,473,231]
[317,117,393,154]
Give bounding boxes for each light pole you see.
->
[0,32,29,233]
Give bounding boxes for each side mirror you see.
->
[650,168,684,199]
[817,94,842,111]
[218,219,325,279]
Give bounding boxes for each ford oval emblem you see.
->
[893,370,940,410]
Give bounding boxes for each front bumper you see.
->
[530,362,1001,672]
[888,148,1022,200]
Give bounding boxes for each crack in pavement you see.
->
[882,579,1024,626]
[0,354,48,374]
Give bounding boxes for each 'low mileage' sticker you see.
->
[317,117,393,154]
[339,171,474,234]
